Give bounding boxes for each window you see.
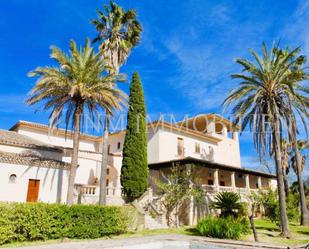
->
[108,145,111,154]
[9,174,17,183]
[107,168,110,175]
[117,142,121,149]
[195,143,201,153]
[177,137,184,156]
[106,179,109,186]
[208,179,214,185]
[220,181,225,186]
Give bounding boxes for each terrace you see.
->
[149,157,276,198]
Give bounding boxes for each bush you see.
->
[196,216,250,240]
[286,193,301,222]
[252,189,300,224]
[0,204,15,244]
[210,192,247,218]
[0,203,131,245]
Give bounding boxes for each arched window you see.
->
[9,174,17,184]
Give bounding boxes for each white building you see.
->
[0,114,276,206]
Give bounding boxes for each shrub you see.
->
[210,191,247,218]
[252,189,300,223]
[196,216,250,240]
[0,203,131,245]
[286,193,300,222]
[0,204,15,244]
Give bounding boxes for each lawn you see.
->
[2,219,309,248]
[244,219,309,246]
[113,219,309,247]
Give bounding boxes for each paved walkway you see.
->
[3,234,287,249]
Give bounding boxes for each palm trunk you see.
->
[66,109,82,205]
[294,148,309,226]
[273,119,290,237]
[99,114,109,205]
[283,170,289,198]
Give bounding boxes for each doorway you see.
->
[26,179,40,202]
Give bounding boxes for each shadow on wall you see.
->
[87,164,119,187]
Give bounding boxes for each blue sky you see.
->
[0,0,308,178]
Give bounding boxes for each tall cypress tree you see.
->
[121,72,148,202]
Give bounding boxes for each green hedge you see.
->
[196,216,250,240]
[0,202,131,245]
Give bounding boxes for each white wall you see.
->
[147,129,160,164]
[107,133,125,155]
[0,163,68,203]
[148,127,241,167]
[212,134,241,167]
[16,127,97,152]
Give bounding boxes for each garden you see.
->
[0,0,308,248]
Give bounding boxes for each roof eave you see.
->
[148,157,276,178]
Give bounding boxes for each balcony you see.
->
[201,184,262,197]
[74,184,123,205]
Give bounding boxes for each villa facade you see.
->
[0,114,276,207]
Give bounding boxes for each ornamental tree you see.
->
[121,72,148,202]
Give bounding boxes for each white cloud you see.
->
[154,3,270,113]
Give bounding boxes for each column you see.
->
[222,125,228,137]
[188,196,194,226]
[207,120,216,135]
[231,171,236,190]
[245,174,250,192]
[214,169,219,190]
[233,131,239,142]
[115,166,122,197]
[257,176,262,189]
[187,164,194,226]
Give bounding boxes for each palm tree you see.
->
[27,39,126,205]
[278,139,290,197]
[92,1,142,72]
[290,140,309,225]
[210,192,244,218]
[224,43,308,237]
[291,140,308,173]
[282,47,309,226]
[92,1,142,205]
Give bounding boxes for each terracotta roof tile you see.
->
[0,151,70,170]
[0,130,62,152]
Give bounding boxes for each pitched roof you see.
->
[10,121,100,141]
[9,113,231,144]
[148,156,276,178]
[0,151,70,170]
[0,130,62,152]
[147,120,222,143]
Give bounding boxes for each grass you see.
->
[244,219,309,246]
[2,220,309,248]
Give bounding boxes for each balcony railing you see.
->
[74,184,121,197]
[218,186,235,192]
[201,185,255,195]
